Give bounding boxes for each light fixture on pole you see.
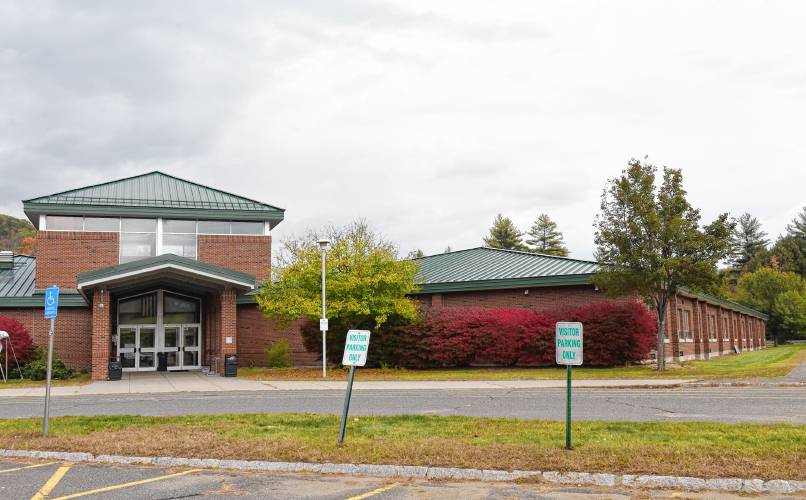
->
[318,238,331,378]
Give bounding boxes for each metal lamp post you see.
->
[318,238,330,378]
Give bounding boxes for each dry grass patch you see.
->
[0,413,803,480]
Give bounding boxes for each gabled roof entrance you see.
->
[24,171,284,229]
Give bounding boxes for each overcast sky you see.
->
[1,1,804,259]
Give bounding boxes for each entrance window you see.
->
[163,292,200,324]
[163,220,197,259]
[121,218,157,263]
[119,293,158,324]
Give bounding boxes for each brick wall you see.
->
[237,305,319,367]
[90,288,112,380]
[0,307,92,371]
[198,235,271,281]
[35,231,119,288]
[418,285,624,311]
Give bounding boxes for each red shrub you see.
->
[550,301,656,366]
[397,300,656,368]
[0,316,35,364]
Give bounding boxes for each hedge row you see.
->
[397,301,655,368]
[300,300,656,368]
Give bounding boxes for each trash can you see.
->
[108,359,122,381]
[157,352,168,372]
[224,355,238,377]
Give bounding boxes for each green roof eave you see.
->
[23,203,284,229]
[412,274,594,294]
[0,293,88,308]
[677,287,769,320]
[76,254,256,291]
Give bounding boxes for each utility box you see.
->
[224,355,238,377]
[108,359,122,381]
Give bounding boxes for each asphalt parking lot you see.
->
[1,458,803,499]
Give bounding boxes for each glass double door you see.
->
[117,324,200,371]
[162,325,201,370]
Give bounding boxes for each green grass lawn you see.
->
[240,344,806,382]
[0,372,91,390]
[0,413,802,480]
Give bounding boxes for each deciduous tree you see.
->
[735,268,806,345]
[257,219,419,337]
[593,158,733,370]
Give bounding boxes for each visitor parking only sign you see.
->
[342,330,371,367]
[556,322,583,365]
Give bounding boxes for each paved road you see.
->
[1,387,804,423]
[0,459,796,499]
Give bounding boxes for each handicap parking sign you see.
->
[44,286,59,319]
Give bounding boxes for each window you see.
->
[198,220,231,234]
[46,215,83,230]
[709,316,717,341]
[678,310,691,340]
[230,221,263,235]
[118,293,157,324]
[197,220,264,235]
[120,218,157,264]
[84,217,120,232]
[162,220,197,259]
[163,292,200,323]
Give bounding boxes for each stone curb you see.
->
[1,449,804,493]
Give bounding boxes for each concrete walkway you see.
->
[0,371,688,397]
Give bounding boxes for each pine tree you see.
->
[406,249,425,259]
[526,213,569,256]
[787,206,806,239]
[483,214,526,250]
[731,213,769,270]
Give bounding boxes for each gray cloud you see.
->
[1,1,805,260]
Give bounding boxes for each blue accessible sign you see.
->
[44,286,59,319]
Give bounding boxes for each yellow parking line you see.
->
[0,462,57,474]
[346,482,400,500]
[50,469,200,500]
[31,464,72,500]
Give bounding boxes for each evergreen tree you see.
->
[406,249,425,259]
[525,213,569,256]
[787,206,806,239]
[730,213,769,270]
[772,235,806,278]
[483,214,526,251]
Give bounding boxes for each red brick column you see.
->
[668,295,680,362]
[218,287,237,375]
[91,288,111,381]
[691,299,703,360]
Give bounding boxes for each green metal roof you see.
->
[0,255,87,308]
[678,287,768,320]
[23,171,285,228]
[414,247,599,293]
[413,247,768,320]
[0,255,35,297]
[76,253,256,291]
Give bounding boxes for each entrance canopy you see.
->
[76,253,256,297]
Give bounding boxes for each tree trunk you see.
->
[656,298,668,372]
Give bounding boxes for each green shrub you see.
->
[265,340,291,368]
[20,347,74,380]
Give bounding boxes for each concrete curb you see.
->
[1,449,804,494]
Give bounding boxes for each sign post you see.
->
[337,329,371,447]
[43,286,60,437]
[555,321,582,450]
